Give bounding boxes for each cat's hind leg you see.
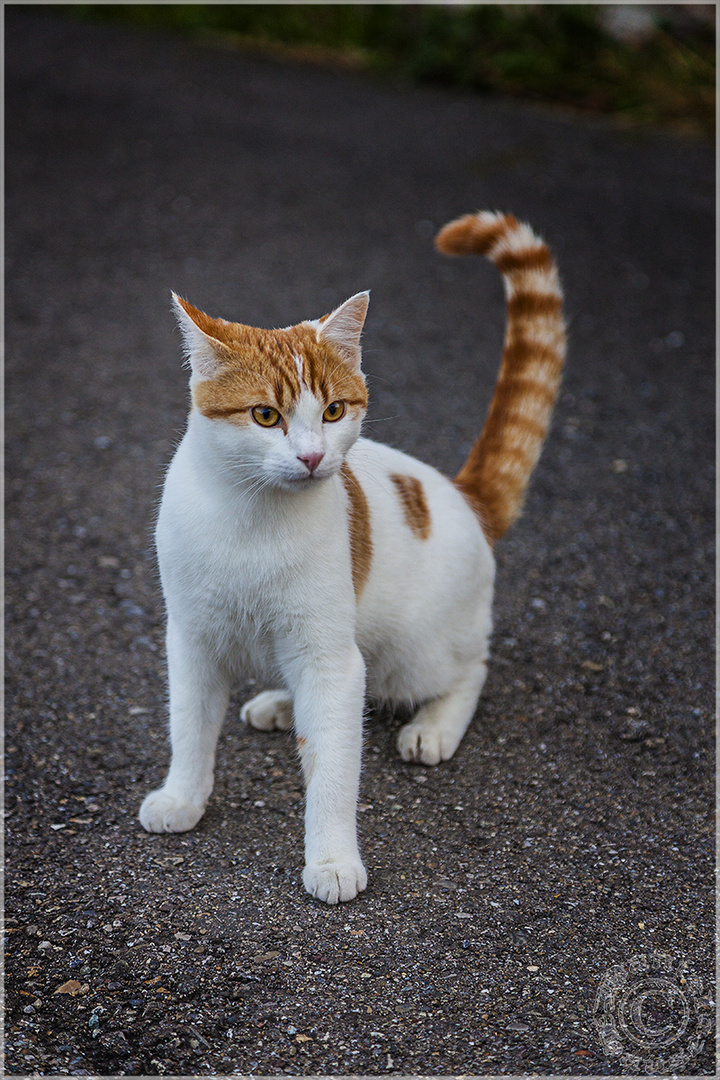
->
[240,689,293,731]
[397,660,487,766]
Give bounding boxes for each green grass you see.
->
[64,4,715,138]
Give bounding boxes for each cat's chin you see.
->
[277,467,339,490]
[280,477,316,490]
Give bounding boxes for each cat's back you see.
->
[346,436,493,604]
[347,436,487,546]
[345,437,494,702]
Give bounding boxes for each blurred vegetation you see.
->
[62,4,715,138]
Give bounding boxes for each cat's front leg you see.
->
[291,645,367,904]
[139,619,230,834]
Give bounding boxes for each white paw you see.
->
[139,789,205,833]
[397,720,460,765]
[303,858,368,905]
[241,690,293,731]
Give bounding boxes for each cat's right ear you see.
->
[171,292,224,380]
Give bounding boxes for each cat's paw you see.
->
[397,720,460,766]
[303,858,368,905]
[139,789,205,833]
[241,690,293,731]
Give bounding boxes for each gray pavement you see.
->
[5,8,715,1077]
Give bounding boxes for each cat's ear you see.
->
[317,291,369,373]
[171,292,227,379]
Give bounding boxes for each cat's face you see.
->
[173,293,369,490]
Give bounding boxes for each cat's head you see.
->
[172,292,369,489]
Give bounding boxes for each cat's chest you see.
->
[158,512,302,678]
[159,499,311,613]
[156,457,351,655]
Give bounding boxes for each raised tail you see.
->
[435,211,566,544]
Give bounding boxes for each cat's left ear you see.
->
[317,291,369,373]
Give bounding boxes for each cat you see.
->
[139,210,566,904]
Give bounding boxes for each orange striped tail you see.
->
[435,211,566,544]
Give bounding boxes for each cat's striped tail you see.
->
[435,211,566,545]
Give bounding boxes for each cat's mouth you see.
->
[281,463,337,488]
[288,471,329,486]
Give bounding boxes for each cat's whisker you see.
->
[360,415,399,426]
[363,371,392,388]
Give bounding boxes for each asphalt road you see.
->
[5,9,715,1078]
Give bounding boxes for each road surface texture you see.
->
[5,8,715,1078]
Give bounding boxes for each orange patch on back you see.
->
[390,474,432,541]
[340,463,372,598]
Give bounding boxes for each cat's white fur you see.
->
[140,292,493,904]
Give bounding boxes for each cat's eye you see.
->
[323,401,346,423]
[251,405,282,428]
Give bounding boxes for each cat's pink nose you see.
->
[298,451,324,474]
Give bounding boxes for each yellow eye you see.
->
[251,405,282,428]
[323,401,346,423]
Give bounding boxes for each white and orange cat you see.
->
[139,211,566,904]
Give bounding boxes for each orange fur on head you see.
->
[174,297,369,423]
